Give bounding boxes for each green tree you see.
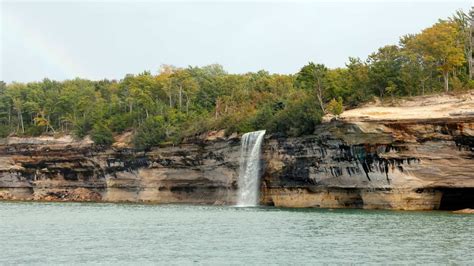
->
[5,83,27,134]
[133,116,167,150]
[90,123,114,146]
[295,62,329,113]
[344,57,371,106]
[367,45,402,99]
[270,94,322,137]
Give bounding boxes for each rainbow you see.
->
[3,11,86,81]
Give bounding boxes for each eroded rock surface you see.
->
[0,136,241,205]
[261,121,474,210]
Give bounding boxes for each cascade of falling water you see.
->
[236,130,266,207]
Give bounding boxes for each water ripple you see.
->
[0,202,473,264]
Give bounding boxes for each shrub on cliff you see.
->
[326,97,344,116]
[73,118,93,139]
[90,123,114,146]
[0,125,10,138]
[132,116,167,150]
[268,96,322,137]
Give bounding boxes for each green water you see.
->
[0,202,473,264]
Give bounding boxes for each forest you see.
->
[0,10,473,149]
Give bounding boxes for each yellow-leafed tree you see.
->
[410,20,465,92]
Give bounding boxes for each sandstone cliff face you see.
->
[0,135,241,205]
[1,94,473,210]
[261,120,474,210]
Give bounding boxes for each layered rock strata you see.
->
[261,120,474,210]
[0,135,241,205]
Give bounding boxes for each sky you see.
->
[1,1,472,83]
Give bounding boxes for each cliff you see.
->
[1,93,473,210]
[262,93,474,210]
[0,134,241,204]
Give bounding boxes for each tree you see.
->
[170,69,198,114]
[90,123,114,146]
[0,81,11,137]
[344,57,371,106]
[449,10,473,80]
[188,64,228,112]
[269,94,322,137]
[5,83,27,134]
[128,71,156,119]
[296,62,329,113]
[157,64,178,108]
[367,45,403,99]
[133,116,167,150]
[410,20,466,92]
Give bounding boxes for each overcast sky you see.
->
[1,1,472,83]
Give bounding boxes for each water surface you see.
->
[1,202,473,264]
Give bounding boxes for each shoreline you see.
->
[1,199,473,215]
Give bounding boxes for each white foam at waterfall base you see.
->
[236,130,266,207]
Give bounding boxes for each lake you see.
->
[0,202,473,264]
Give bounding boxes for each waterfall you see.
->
[237,130,266,207]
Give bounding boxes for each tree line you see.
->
[0,10,472,148]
